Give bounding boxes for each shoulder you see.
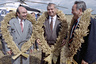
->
[44,17,49,24]
[10,18,17,21]
[90,17,96,24]
[25,19,32,27]
[56,15,61,22]
[25,19,32,24]
[9,18,17,24]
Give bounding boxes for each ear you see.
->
[79,8,82,12]
[79,8,83,14]
[17,12,19,16]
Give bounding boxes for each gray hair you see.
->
[47,3,57,9]
[74,1,86,12]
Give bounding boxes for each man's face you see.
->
[17,7,27,20]
[47,5,57,17]
[72,4,80,19]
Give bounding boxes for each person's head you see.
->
[72,1,86,19]
[31,12,35,18]
[37,13,40,17]
[47,3,57,17]
[9,10,13,12]
[16,6,27,20]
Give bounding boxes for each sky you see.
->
[0,0,96,14]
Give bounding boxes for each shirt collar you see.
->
[17,17,21,22]
[77,16,82,22]
[49,15,57,20]
[17,17,25,24]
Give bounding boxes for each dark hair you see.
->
[9,10,13,12]
[16,7,20,16]
[31,12,35,14]
[16,5,25,16]
[47,3,57,9]
[74,1,86,12]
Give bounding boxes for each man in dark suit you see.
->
[68,1,96,64]
[83,15,96,64]
[40,3,63,64]
[44,3,61,46]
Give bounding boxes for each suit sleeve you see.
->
[26,22,33,41]
[28,22,33,50]
[3,20,13,53]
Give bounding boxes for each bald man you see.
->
[5,6,33,64]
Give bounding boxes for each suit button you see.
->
[16,37,17,39]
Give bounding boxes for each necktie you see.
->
[20,20,23,32]
[69,20,78,44]
[50,17,53,31]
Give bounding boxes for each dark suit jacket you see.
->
[83,18,96,64]
[41,15,61,64]
[73,18,96,64]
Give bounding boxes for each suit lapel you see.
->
[13,18,22,36]
[44,19,52,36]
[22,20,28,35]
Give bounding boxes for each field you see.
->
[0,15,96,64]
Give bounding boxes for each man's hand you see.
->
[7,50,12,55]
[81,60,88,64]
[36,39,41,45]
[61,39,66,46]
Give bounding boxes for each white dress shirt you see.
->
[17,17,24,28]
[49,15,57,30]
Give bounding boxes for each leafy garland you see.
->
[62,9,92,63]
[36,10,68,64]
[0,12,36,59]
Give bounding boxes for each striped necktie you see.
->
[69,20,78,44]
